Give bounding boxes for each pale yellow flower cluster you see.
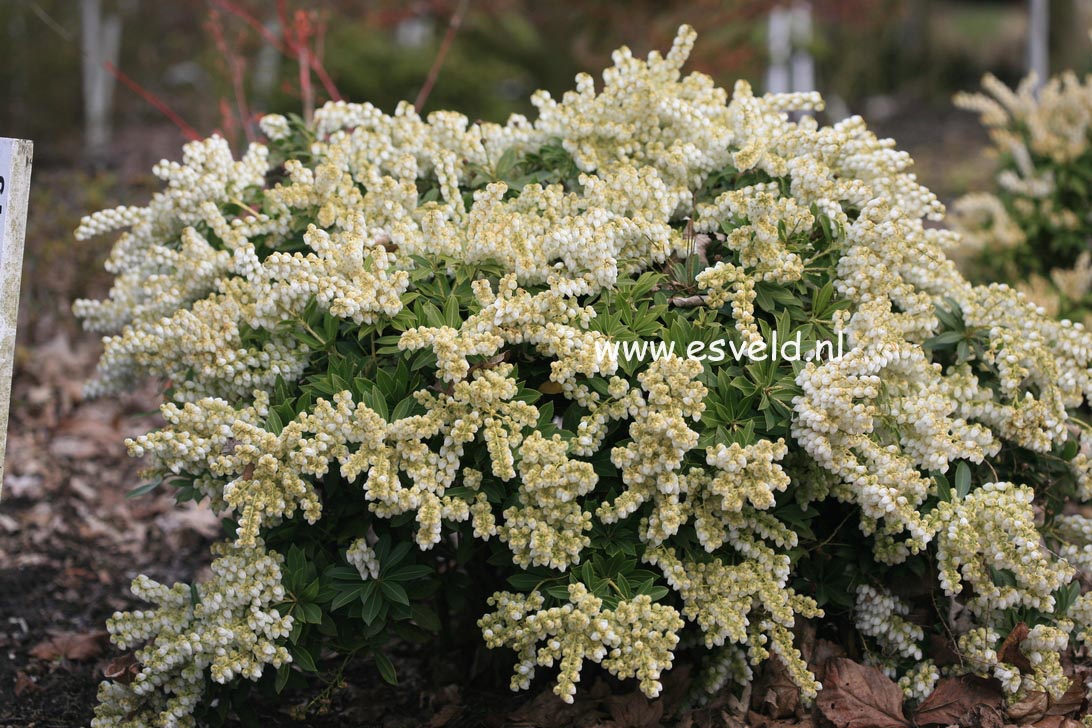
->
[644,545,821,700]
[853,584,923,661]
[499,432,597,569]
[933,482,1074,614]
[346,537,381,580]
[897,660,939,703]
[952,71,1092,320]
[957,72,1092,165]
[949,193,1026,254]
[597,357,706,543]
[957,622,1071,700]
[92,541,292,728]
[793,300,998,561]
[478,583,684,703]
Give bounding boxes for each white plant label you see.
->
[0,137,32,499]
[0,140,11,266]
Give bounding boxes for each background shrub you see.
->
[953,70,1092,324]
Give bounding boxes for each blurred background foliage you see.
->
[4,0,1092,344]
[5,0,1092,167]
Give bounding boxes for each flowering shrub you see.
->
[953,71,1092,323]
[78,26,1092,726]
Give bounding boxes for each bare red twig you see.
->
[288,10,315,124]
[103,61,202,142]
[415,0,472,114]
[207,6,255,143]
[209,0,289,52]
[307,11,342,102]
[218,97,239,143]
[210,0,342,102]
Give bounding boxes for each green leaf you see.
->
[361,582,384,624]
[301,578,321,602]
[645,586,669,601]
[935,472,952,502]
[300,602,323,624]
[331,586,363,611]
[387,565,433,582]
[291,645,317,673]
[274,663,290,693]
[265,409,285,436]
[384,542,412,571]
[380,580,411,606]
[373,651,398,685]
[443,294,461,329]
[506,572,545,591]
[923,330,964,349]
[954,462,972,499]
[1055,581,1081,613]
[326,566,363,582]
[126,479,162,499]
[410,604,442,632]
[323,314,339,344]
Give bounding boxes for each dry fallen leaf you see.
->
[913,675,1003,726]
[1032,716,1083,728]
[957,704,1004,728]
[805,638,846,684]
[1045,674,1087,716]
[29,629,108,661]
[1008,690,1049,724]
[606,691,663,728]
[103,653,140,684]
[13,670,38,696]
[427,703,463,727]
[816,658,910,728]
[997,622,1032,673]
[507,688,602,727]
[747,711,816,728]
[754,654,800,719]
[677,709,746,728]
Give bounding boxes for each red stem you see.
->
[208,0,343,103]
[415,0,471,114]
[104,61,201,141]
[207,7,255,143]
[209,0,289,53]
[293,11,314,124]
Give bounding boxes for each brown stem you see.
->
[414,0,471,114]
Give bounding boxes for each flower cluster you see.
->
[478,583,684,703]
[92,542,292,728]
[953,70,1092,323]
[854,585,923,661]
[932,482,1073,615]
[897,660,939,703]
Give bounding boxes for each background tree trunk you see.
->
[80,0,121,168]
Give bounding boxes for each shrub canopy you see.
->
[79,26,1092,727]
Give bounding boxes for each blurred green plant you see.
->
[953,70,1092,323]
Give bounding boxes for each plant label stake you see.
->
[0,138,32,500]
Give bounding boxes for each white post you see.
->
[790,0,815,93]
[766,5,792,95]
[1028,0,1049,90]
[81,0,122,167]
[252,19,282,111]
[0,138,32,501]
